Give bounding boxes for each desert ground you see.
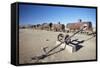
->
[19,29,96,64]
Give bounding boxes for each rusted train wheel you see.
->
[57,33,64,42]
[64,34,71,45]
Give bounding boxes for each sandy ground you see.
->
[19,29,96,64]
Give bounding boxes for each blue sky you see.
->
[19,4,96,27]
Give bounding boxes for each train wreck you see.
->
[31,24,95,63]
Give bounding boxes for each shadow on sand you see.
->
[75,44,83,52]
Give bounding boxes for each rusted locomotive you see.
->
[66,20,93,34]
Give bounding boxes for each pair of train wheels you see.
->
[57,33,71,45]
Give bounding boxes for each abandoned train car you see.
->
[66,20,93,34]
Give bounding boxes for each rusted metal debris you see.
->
[31,25,95,62]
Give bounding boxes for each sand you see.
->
[19,29,96,64]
